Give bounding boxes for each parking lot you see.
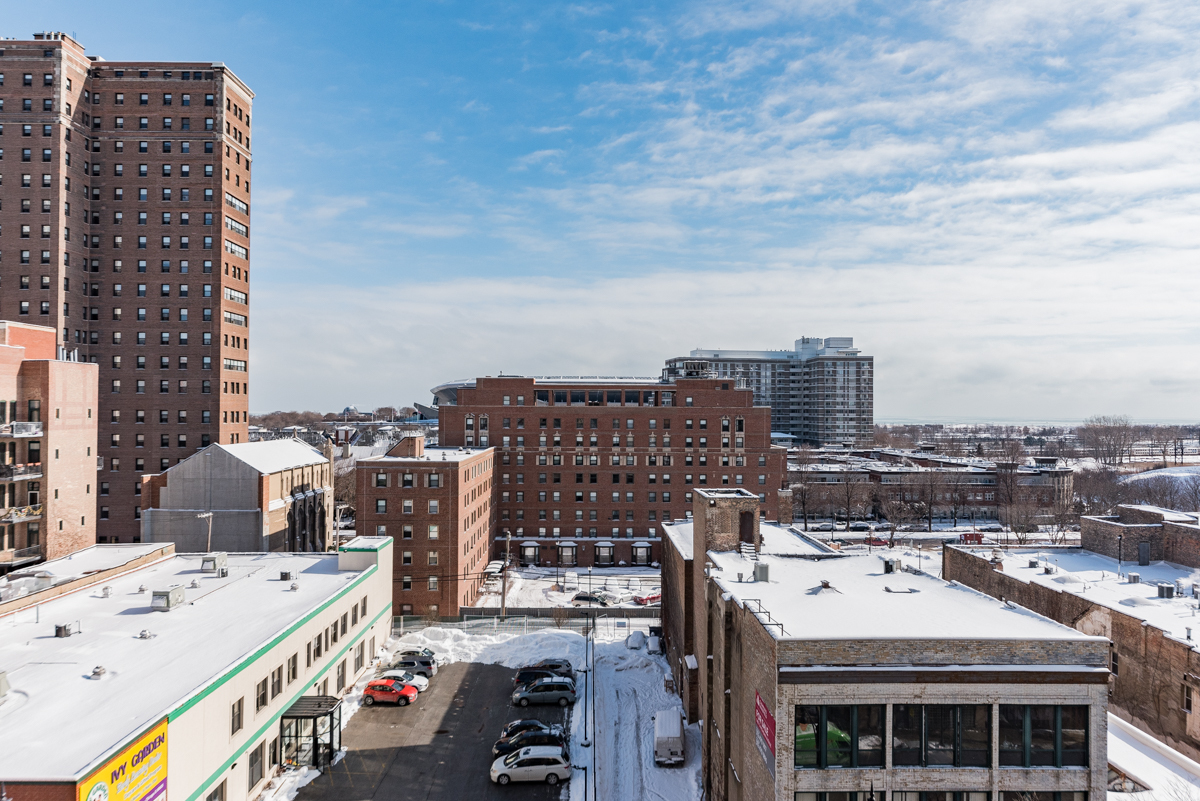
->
[297,662,570,801]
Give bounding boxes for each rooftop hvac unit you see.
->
[54,623,75,638]
[218,567,229,578]
[280,571,294,582]
[151,585,186,612]
[1158,584,1175,599]
[1129,573,1140,584]
[1043,566,1056,575]
[883,559,895,574]
[200,552,228,573]
[1028,559,1039,568]
[753,563,769,583]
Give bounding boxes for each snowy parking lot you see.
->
[472,566,663,609]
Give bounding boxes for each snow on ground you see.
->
[392,626,702,801]
[472,566,662,608]
[255,765,321,801]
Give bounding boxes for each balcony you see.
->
[0,504,44,524]
[0,544,43,568]
[0,422,43,438]
[0,464,43,482]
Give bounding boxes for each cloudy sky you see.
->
[16,1,1200,422]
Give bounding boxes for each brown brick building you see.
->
[0,33,251,543]
[433,375,788,568]
[356,435,494,617]
[0,321,98,568]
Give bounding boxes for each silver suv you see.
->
[389,656,437,679]
[511,676,577,707]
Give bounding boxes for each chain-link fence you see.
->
[392,613,660,638]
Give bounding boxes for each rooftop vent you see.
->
[1159,584,1176,599]
[90,666,107,679]
[101,585,112,598]
[54,622,76,638]
[1028,559,1039,569]
[151,585,185,612]
[137,584,147,593]
[289,582,299,592]
[1043,566,1056,575]
[218,567,229,578]
[138,629,155,639]
[1129,573,1141,584]
[200,552,228,573]
[280,571,294,582]
[189,579,201,589]
[753,563,769,583]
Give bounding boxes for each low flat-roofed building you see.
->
[0,541,174,611]
[0,536,393,801]
[140,438,334,552]
[1108,712,1200,795]
[662,490,1110,801]
[946,543,1200,765]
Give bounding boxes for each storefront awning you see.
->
[632,542,652,547]
[594,541,614,547]
[558,542,578,547]
[521,541,541,547]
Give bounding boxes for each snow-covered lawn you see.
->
[393,625,702,801]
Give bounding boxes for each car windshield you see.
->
[503,751,523,767]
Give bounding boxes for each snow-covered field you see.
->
[473,566,663,608]
[393,625,702,801]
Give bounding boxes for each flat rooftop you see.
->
[361,446,491,464]
[708,549,1101,643]
[0,546,384,781]
[661,520,842,563]
[960,546,1200,645]
[1108,713,1200,797]
[1,543,169,602]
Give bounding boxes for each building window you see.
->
[795,705,884,769]
[231,697,244,735]
[270,666,282,698]
[892,705,991,767]
[998,705,1088,767]
[428,576,438,591]
[428,524,439,539]
[255,678,268,711]
[247,740,264,789]
[376,499,387,513]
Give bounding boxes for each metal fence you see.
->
[392,613,661,638]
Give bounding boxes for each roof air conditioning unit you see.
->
[1158,584,1175,599]
[753,563,769,583]
[54,623,75,638]
[151,585,186,612]
[1129,573,1140,584]
[1028,559,1039,568]
[883,559,895,574]
[218,567,229,578]
[200,552,228,573]
[280,571,294,581]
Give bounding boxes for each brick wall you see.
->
[660,528,697,720]
[944,544,1200,762]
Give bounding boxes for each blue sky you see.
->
[13,1,1200,421]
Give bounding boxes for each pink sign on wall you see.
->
[754,691,776,779]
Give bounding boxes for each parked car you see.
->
[492,727,569,757]
[829,538,850,547]
[625,631,647,650]
[647,635,662,655]
[635,588,662,605]
[513,668,563,688]
[811,522,835,532]
[599,589,635,606]
[864,537,890,547]
[524,658,575,677]
[499,719,562,741]
[570,591,607,607]
[874,521,894,531]
[512,676,577,707]
[362,679,417,707]
[398,646,448,666]
[387,656,437,679]
[653,708,685,766]
[848,521,872,532]
[979,524,1004,533]
[490,745,572,786]
[376,669,430,693]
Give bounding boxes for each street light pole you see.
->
[197,512,214,553]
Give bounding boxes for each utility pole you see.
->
[501,531,512,617]
[197,512,214,553]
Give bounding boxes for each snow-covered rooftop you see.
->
[218,438,328,474]
[961,546,1200,644]
[1108,713,1200,798]
[361,446,490,464]
[661,520,841,563]
[0,548,380,781]
[0,543,171,603]
[708,550,1101,643]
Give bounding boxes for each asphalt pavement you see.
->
[297,662,569,801]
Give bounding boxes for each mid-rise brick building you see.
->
[433,375,789,568]
[662,490,1110,801]
[0,32,252,544]
[0,320,97,568]
[356,435,494,617]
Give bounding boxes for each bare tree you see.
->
[1077,415,1136,466]
[790,447,819,530]
[836,476,868,527]
[913,470,944,532]
[374,406,397,421]
[1183,474,1200,513]
[1073,468,1127,516]
[942,470,970,527]
[875,473,912,545]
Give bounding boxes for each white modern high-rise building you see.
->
[663,338,873,446]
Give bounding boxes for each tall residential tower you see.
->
[0,33,252,541]
[663,338,873,447]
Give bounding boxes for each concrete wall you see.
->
[944,544,1200,763]
[1081,506,1200,570]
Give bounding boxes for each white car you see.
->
[490,745,572,786]
[377,669,429,693]
[599,589,635,606]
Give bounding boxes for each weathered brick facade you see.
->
[1081,505,1200,568]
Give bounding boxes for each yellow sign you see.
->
[77,718,168,801]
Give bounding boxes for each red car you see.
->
[634,590,662,605]
[363,679,417,707]
[864,537,891,547]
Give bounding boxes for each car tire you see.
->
[497,775,510,786]
[546,774,559,786]
[558,697,569,707]
[519,698,530,707]
[363,696,375,706]
[398,697,409,706]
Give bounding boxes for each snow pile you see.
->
[255,766,320,801]
[393,627,587,669]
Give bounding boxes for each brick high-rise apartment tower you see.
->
[0,33,252,542]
